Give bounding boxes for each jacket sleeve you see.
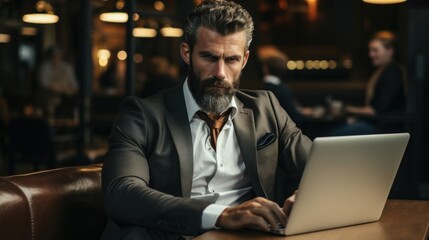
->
[267,91,312,175]
[102,96,211,236]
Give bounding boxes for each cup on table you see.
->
[330,100,343,117]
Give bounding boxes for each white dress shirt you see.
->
[263,75,282,85]
[183,80,253,230]
[39,60,79,92]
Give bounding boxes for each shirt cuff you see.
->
[201,204,229,230]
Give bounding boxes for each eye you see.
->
[226,57,240,63]
[201,54,218,62]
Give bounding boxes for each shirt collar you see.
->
[263,75,282,85]
[183,78,238,122]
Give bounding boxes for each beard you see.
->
[187,60,240,116]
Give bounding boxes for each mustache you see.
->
[201,77,232,89]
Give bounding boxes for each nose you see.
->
[214,60,226,80]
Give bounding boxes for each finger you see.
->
[225,208,267,231]
[242,214,271,232]
[283,199,293,217]
[269,203,287,225]
[218,198,288,231]
[251,199,286,227]
[283,193,297,217]
[251,206,279,229]
[259,198,287,225]
[217,205,273,231]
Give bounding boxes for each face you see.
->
[181,26,249,116]
[368,40,393,67]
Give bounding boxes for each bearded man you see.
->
[102,1,312,239]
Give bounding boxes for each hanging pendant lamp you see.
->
[22,0,59,24]
[362,0,406,4]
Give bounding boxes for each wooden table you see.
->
[195,200,429,240]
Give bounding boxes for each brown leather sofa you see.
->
[0,164,106,240]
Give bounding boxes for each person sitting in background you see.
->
[38,46,79,117]
[329,31,407,135]
[261,56,304,126]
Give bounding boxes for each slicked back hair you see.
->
[185,0,254,52]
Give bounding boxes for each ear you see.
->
[241,50,250,70]
[180,42,191,65]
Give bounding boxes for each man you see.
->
[261,56,304,126]
[38,46,79,116]
[102,1,312,239]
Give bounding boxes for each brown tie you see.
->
[196,109,232,151]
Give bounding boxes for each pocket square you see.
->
[257,132,276,150]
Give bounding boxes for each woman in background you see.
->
[331,31,407,135]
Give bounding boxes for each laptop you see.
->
[273,133,410,236]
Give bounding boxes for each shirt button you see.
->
[220,163,224,167]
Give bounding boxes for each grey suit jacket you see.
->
[101,85,312,239]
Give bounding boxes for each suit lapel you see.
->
[164,87,193,197]
[233,98,267,198]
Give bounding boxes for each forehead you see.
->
[194,26,247,55]
[369,40,385,49]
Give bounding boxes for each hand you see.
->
[283,191,297,218]
[215,197,287,232]
[346,105,375,116]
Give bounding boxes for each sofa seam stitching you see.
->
[6,180,36,240]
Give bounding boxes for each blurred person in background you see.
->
[330,31,407,135]
[261,56,304,126]
[38,46,79,117]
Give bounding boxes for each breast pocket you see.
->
[257,132,276,150]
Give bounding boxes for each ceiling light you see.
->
[133,13,140,21]
[296,60,305,70]
[134,54,143,63]
[0,34,11,43]
[100,12,128,23]
[117,50,127,60]
[22,1,59,24]
[154,1,165,11]
[320,60,329,70]
[160,27,183,37]
[287,61,297,70]
[133,27,157,38]
[97,49,111,59]
[97,49,111,67]
[362,0,406,4]
[116,0,125,9]
[100,0,129,23]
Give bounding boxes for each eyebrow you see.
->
[198,50,242,60]
[198,51,217,57]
